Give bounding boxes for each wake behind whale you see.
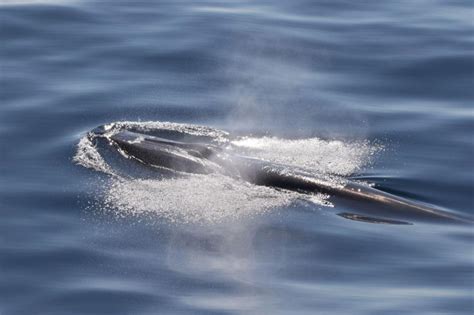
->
[74,121,470,224]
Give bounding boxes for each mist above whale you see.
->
[75,121,471,224]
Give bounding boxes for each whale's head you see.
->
[107,130,223,174]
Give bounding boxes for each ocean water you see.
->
[1,0,473,314]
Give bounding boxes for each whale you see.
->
[85,124,471,224]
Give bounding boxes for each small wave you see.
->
[102,121,229,144]
[0,0,74,5]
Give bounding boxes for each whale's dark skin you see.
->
[88,126,472,224]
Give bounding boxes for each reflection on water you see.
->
[1,0,473,314]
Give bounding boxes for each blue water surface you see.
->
[1,0,473,314]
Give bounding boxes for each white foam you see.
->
[73,136,115,176]
[102,174,304,224]
[230,136,379,176]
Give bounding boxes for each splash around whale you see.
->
[74,121,471,224]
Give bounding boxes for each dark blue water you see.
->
[1,1,473,314]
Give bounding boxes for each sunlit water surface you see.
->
[1,1,473,314]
